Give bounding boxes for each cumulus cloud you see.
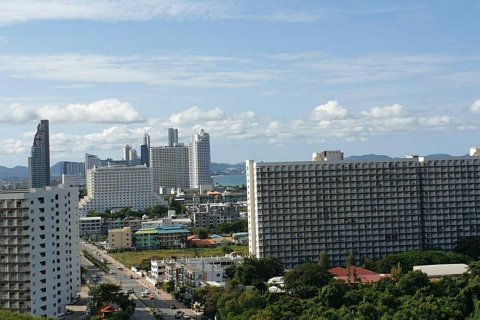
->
[38,99,143,123]
[0,99,143,124]
[170,106,224,125]
[470,99,480,113]
[311,101,347,120]
[361,104,403,118]
[418,115,451,127]
[0,139,29,154]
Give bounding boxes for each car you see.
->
[117,266,123,270]
[170,304,176,309]
[141,290,150,298]
[129,275,133,279]
[126,289,134,294]
[65,309,73,315]
[174,315,181,319]
[183,316,191,320]
[109,270,115,274]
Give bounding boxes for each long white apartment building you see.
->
[79,164,166,214]
[247,148,480,268]
[0,186,80,318]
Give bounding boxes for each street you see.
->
[80,241,199,320]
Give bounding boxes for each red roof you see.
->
[97,304,118,314]
[328,267,389,284]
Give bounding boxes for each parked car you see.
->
[170,304,176,309]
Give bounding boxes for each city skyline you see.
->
[0,1,480,167]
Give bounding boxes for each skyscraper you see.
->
[168,128,179,147]
[123,145,132,162]
[28,120,50,188]
[190,129,212,189]
[141,133,151,166]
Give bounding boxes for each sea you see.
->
[212,174,246,187]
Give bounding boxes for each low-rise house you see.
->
[187,235,217,248]
[135,226,190,250]
[107,227,132,250]
[328,267,389,284]
[162,255,244,294]
[79,217,102,239]
[190,203,241,228]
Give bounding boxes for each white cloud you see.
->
[311,101,347,120]
[38,99,143,123]
[0,0,317,25]
[0,99,143,124]
[361,104,403,118]
[0,139,29,154]
[170,106,224,125]
[418,115,451,127]
[470,99,480,113]
[0,54,275,88]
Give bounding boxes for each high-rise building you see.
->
[123,145,132,162]
[190,129,212,189]
[150,144,190,190]
[141,133,151,167]
[85,153,108,172]
[28,120,50,188]
[247,150,480,268]
[79,164,166,214]
[0,186,80,318]
[62,161,86,176]
[168,128,179,147]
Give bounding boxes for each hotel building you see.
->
[247,149,480,268]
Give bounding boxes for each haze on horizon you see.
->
[0,0,479,167]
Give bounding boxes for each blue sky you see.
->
[0,0,480,167]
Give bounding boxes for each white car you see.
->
[141,290,150,298]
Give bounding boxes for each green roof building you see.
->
[135,226,191,250]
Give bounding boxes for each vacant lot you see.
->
[110,245,248,267]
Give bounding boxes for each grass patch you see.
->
[110,245,248,268]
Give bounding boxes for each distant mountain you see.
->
[51,162,64,176]
[0,166,28,179]
[345,154,392,160]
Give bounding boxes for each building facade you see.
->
[150,145,190,190]
[28,120,50,188]
[79,217,102,239]
[140,133,151,167]
[62,161,86,176]
[0,186,80,318]
[190,203,241,228]
[78,164,166,214]
[134,226,190,250]
[107,227,132,250]
[247,151,480,268]
[163,255,244,295]
[168,128,179,147]
[190,129,212,189]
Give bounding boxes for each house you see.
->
[328,266,389,284]
[187,235,217,248]
[96,304,119,318]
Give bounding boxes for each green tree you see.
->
[232,257,284,286]
[318,251,329,269]
[397,270,430,295]
[454,237,480,260]
[284,263,332,298]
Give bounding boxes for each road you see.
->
[81,241,200,320]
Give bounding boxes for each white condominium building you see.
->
[79,164,166,214]
[190,129,212,189]
[247,150,480,268]
[0,186,80,318]
[150,145,190,190]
